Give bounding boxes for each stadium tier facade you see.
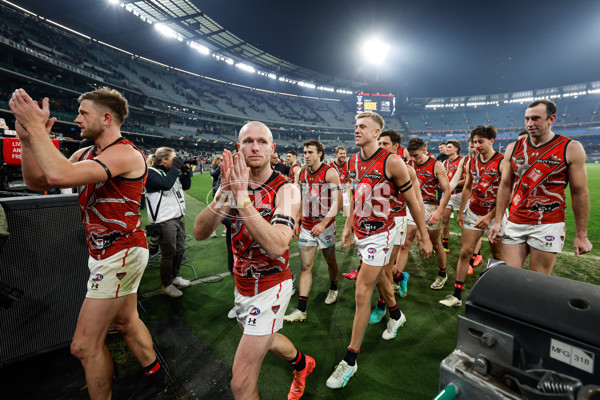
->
[1,1,599,169]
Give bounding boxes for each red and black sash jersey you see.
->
[408,156,438,204]
[288,163,300,181]
[508,134,571,224]
[396,146,407,162]
[391,156,408,218]
[348,148,397,239]
[444,155,464,195]
[299,163,335,230]
[231,171,293,296]
[330,160,349,183]
[464,155,472,172]
[78,137,148,260]
[469,152,504,216]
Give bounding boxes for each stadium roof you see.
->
[116,0,367,90]
[6,0,600,99]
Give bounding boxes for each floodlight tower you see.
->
[361,38,389,82]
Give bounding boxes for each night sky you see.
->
[11,0,600,98]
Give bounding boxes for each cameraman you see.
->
[146,147,191,298]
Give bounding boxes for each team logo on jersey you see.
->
[383,248,389,253]
[271,305,280,314]
[531,202,560,213]
[249,307,261,316]
[367,247,377,254]
[544,235,555,242]
[539,159,561,166]
[116,272,127,280]
[92,274,104,282]
[349,171,356,179]
[515,157,525,165]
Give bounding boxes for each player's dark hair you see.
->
[407,137,427,151]
[527,99,557,118]
[304,139,325,161]
[446,140,461,154]
[469,125,497,141]
[380,129,402,146]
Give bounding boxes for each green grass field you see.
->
[136,164,600,399]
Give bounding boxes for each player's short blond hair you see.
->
[356,112,385,130]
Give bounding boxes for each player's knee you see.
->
[300,262,313,272]
[459,247,473,260]
[354,286,370,305]
[111,319,130,334]
[230,370,253,397]
[70,337,94,361]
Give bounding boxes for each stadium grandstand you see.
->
[1,0,599,166]
[1,1,598,399]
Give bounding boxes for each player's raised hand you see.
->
[9,89,50,132]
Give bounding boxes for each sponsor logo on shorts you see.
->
[367,247,377,254]
[249,307,261,316]
[247,318,257,326]
[271,305,280,314]
[545,235,555,241]
[92,274,104,282]
[116,272,127,280]
[325,235,332,240]
[90,283,99,290]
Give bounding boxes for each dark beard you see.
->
[80,124,103,141]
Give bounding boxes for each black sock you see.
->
[289,350,306,372]
[343,347,359,366]
[376,298,386,311]
[297,296,308,312]
[439,268,447,278]
[453,281,464,300]
[143,358,165,385]
[393,271,402,283]
[388,304,401,320]
[330,281,338,291]
[469,255,476,266]
[442,238,449,249]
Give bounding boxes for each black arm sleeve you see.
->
[145,167,180,192]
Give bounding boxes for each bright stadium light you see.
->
[235,62,256,73]
[108,0,119,5]
[155,23,182,41]
[189,41,210,55]
[362,38,390,65]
